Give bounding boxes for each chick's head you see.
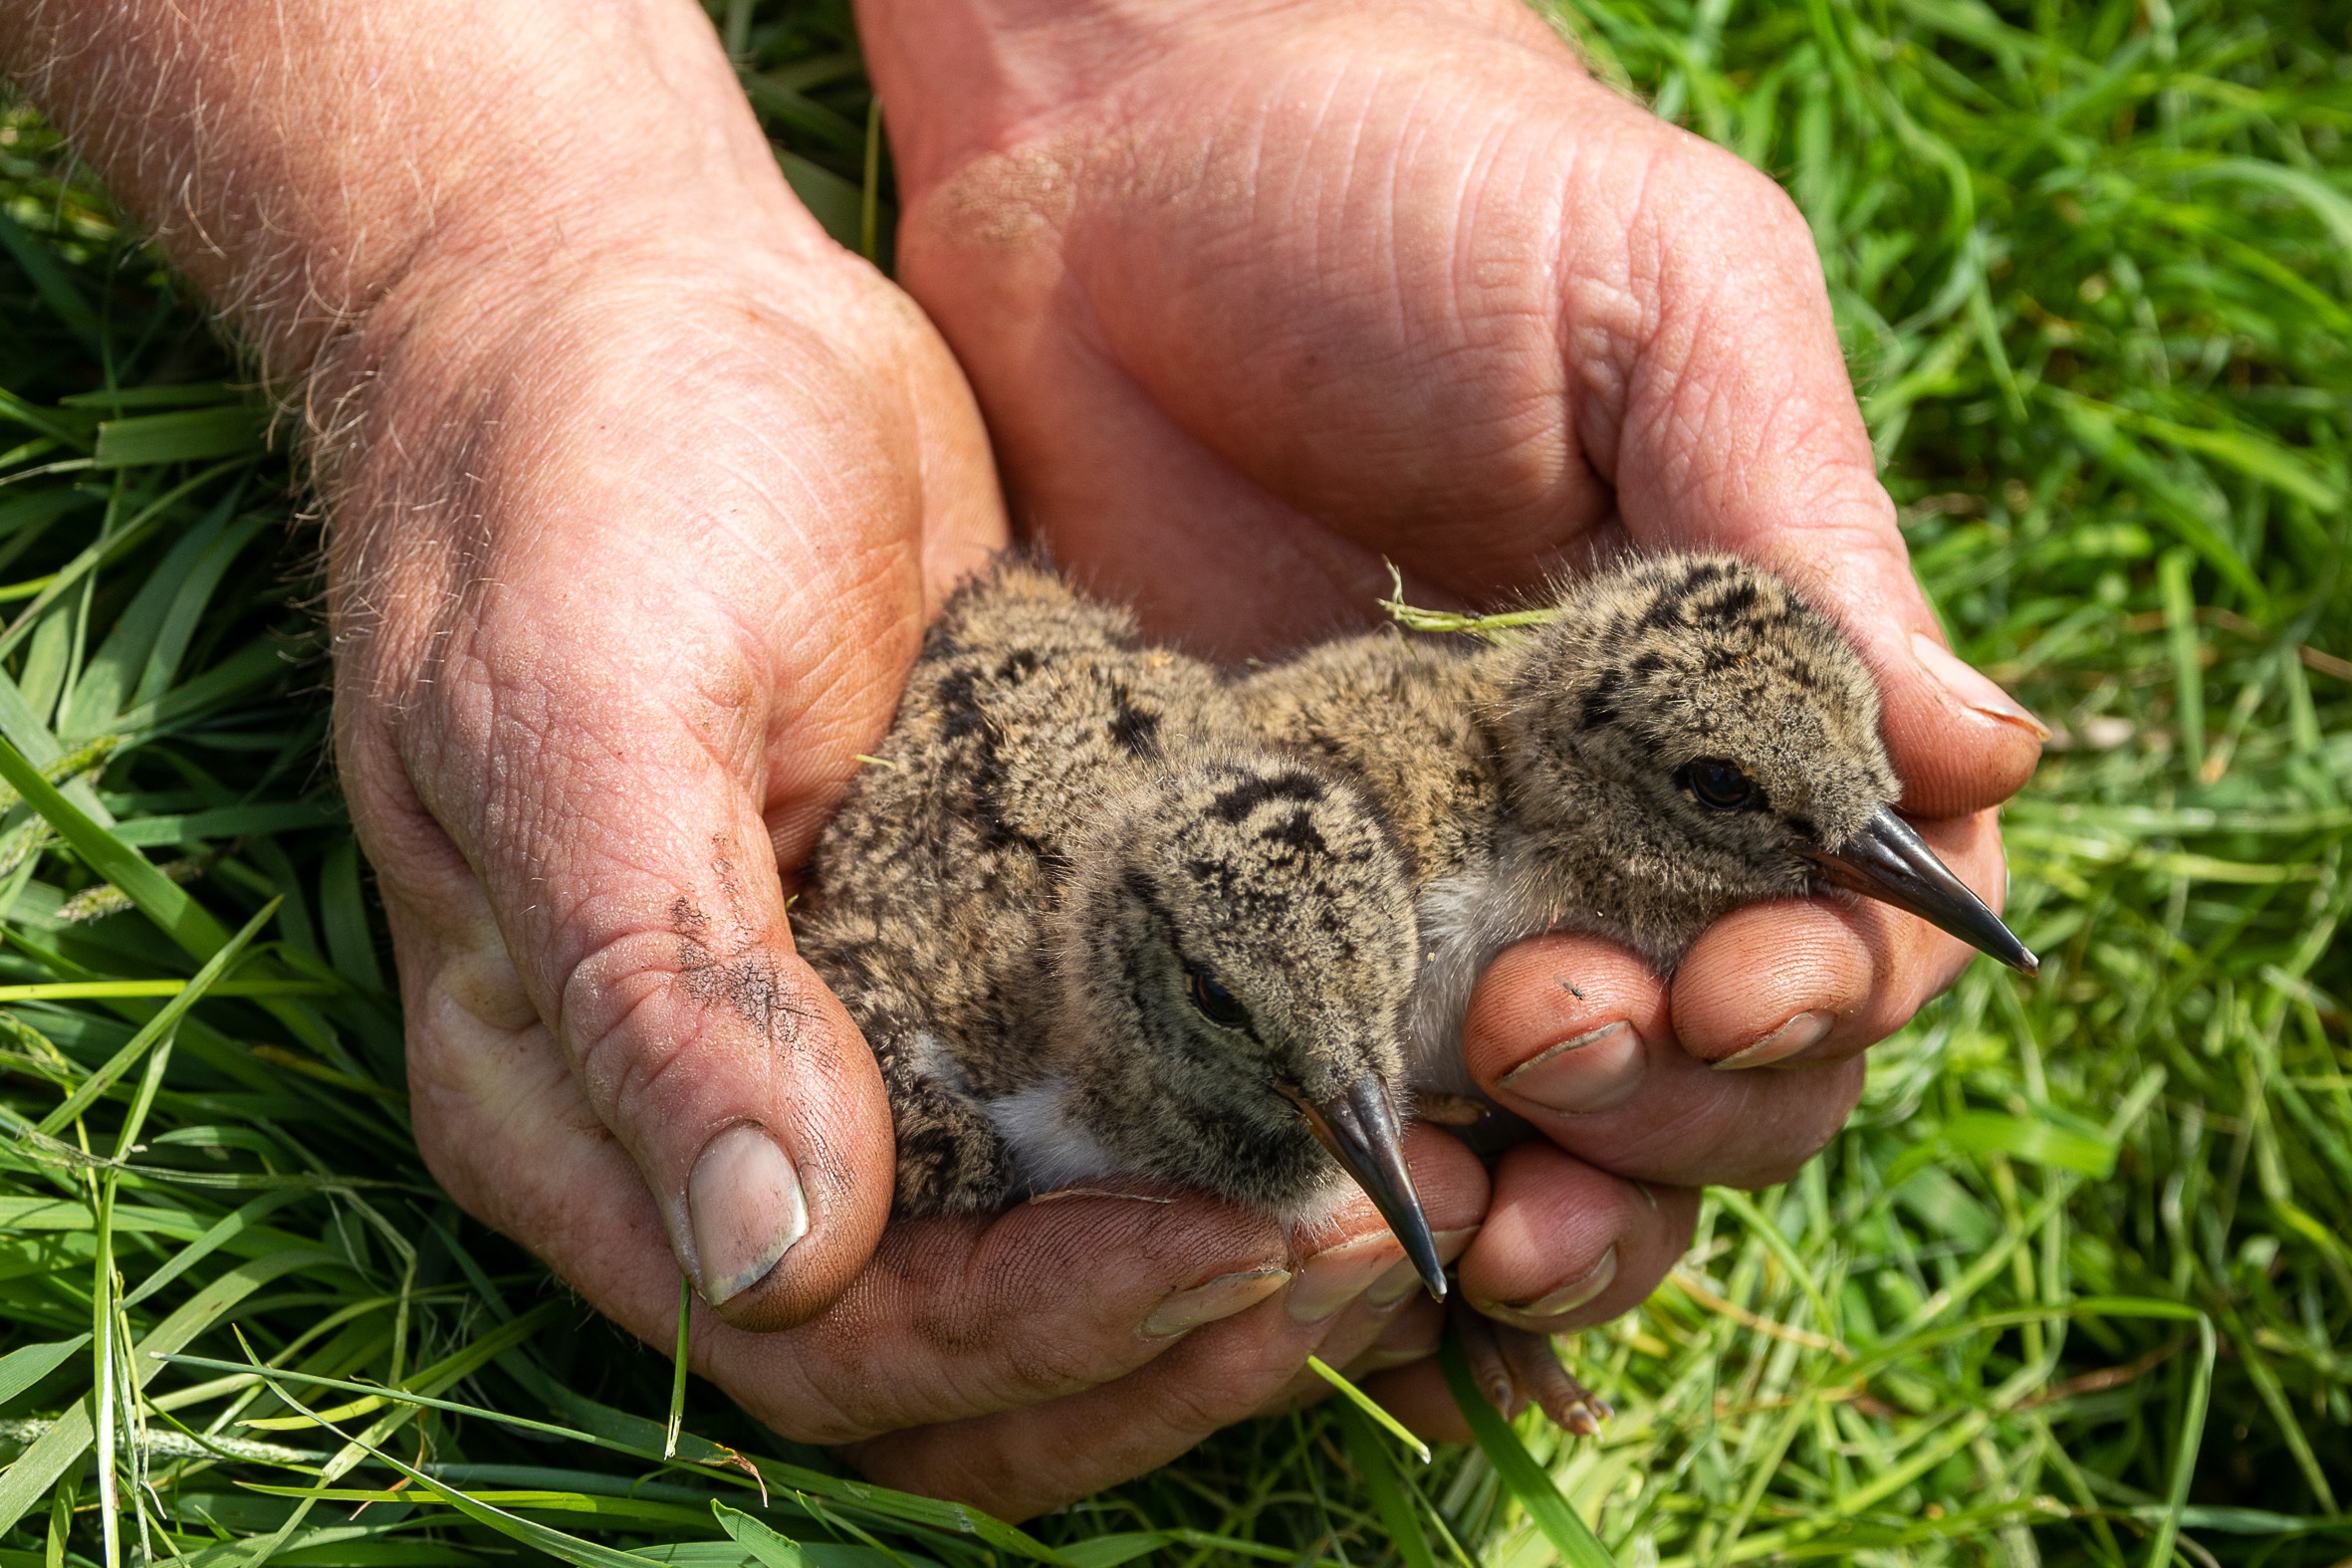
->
[1057,755,1423,1214]
[1498,555,1900,932]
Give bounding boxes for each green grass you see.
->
[1,0,2348,1564]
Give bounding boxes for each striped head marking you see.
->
[1051,753,1422,1214]
[1497,555,1902,923]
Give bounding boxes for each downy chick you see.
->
[1242,551,2034,1089]
[792,562,1448,1296]
[1241,553,2036,1426]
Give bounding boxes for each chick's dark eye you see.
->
[1187,966,1252,1029]
[1678,758,1762,811]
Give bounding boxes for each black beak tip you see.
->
[1301,1074,1451,1303]
[1808,805,2041,981]
[1402,1229,1449,1301]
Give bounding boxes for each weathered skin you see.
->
[6,0,2040,1512]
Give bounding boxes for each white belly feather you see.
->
[986,1075,1123,1194]
[1405,860,1580,1097]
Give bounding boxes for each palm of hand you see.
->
[880,3,1880,661]
[338,0,2035,1519]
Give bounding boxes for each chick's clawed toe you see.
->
[1451,1299,1612,1437]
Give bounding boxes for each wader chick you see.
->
[792,563,1448,1298]
[1241,552,2037,1426]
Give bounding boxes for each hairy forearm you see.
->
[1,0,807,395]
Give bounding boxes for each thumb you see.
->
[1599,126,2045,818]
[352,615,896,1332]
[552,809,892,1329]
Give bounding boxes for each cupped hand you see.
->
[3,0,1536,1519]
[862,0,2045,1435]
[330,215,1512,1513]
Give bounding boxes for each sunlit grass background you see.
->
[0,0,2346,1564]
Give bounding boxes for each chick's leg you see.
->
[1449,1299,1611,1436]
[858,1019,1013,1218]
[885,1070,1015,1218]
[1450,1298,1516,1411]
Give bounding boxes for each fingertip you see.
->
[1907,631,2050,741]
[692,1112,889,1333]
[1878,631,2045,817]
[1286,1128,1486,1327]
[1400,1122,1493,1227]
[1299,1123,1491,1240]
[1669,900,1871,1065]
[691,1122,811,1315]
[678,976,895,1331]
[1459,935,1671,1114]
[1739,533,2041,820]
[1672,799,2005,1071]
[589,949,895,1333]
[1460,1143,1696,1335]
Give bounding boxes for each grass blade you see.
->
[1325,1397,1439,1568]
[0,1247,348,1533]
[32,899,277,1135]
[0,734,231,958]
[1305,1356,1429,1464]
[666,1272,691,1460]
[2144,1317,2220,1568]
[91,407,266,469]
[0,1337,90,1406]
[712,1501,807,1568]
[1436,1332,1613,1568]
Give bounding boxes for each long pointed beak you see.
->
[1285,1074,1448,1300]
[1798,803,2038,977]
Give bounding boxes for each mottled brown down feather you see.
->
[1238,553,1901,1094]
[792,562,1422,1221]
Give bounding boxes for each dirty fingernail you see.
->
[687,1123,810,1306]
[1912,632,2050,740]
[1715,1008,1836,1070]
[1142,1266,1291,1339]
[1367,1226,1481,1305]
[1498,1021,1647,1113]
[1289,1233,1405,1323]
[1478,1246,1618,1326]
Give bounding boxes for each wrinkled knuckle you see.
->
[1152,1361,1291,1437]
[559,927,720,1113]
[999,1327,1127,1398]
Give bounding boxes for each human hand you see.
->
[3,0,1507,1518]
[861,0,2044,1435]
